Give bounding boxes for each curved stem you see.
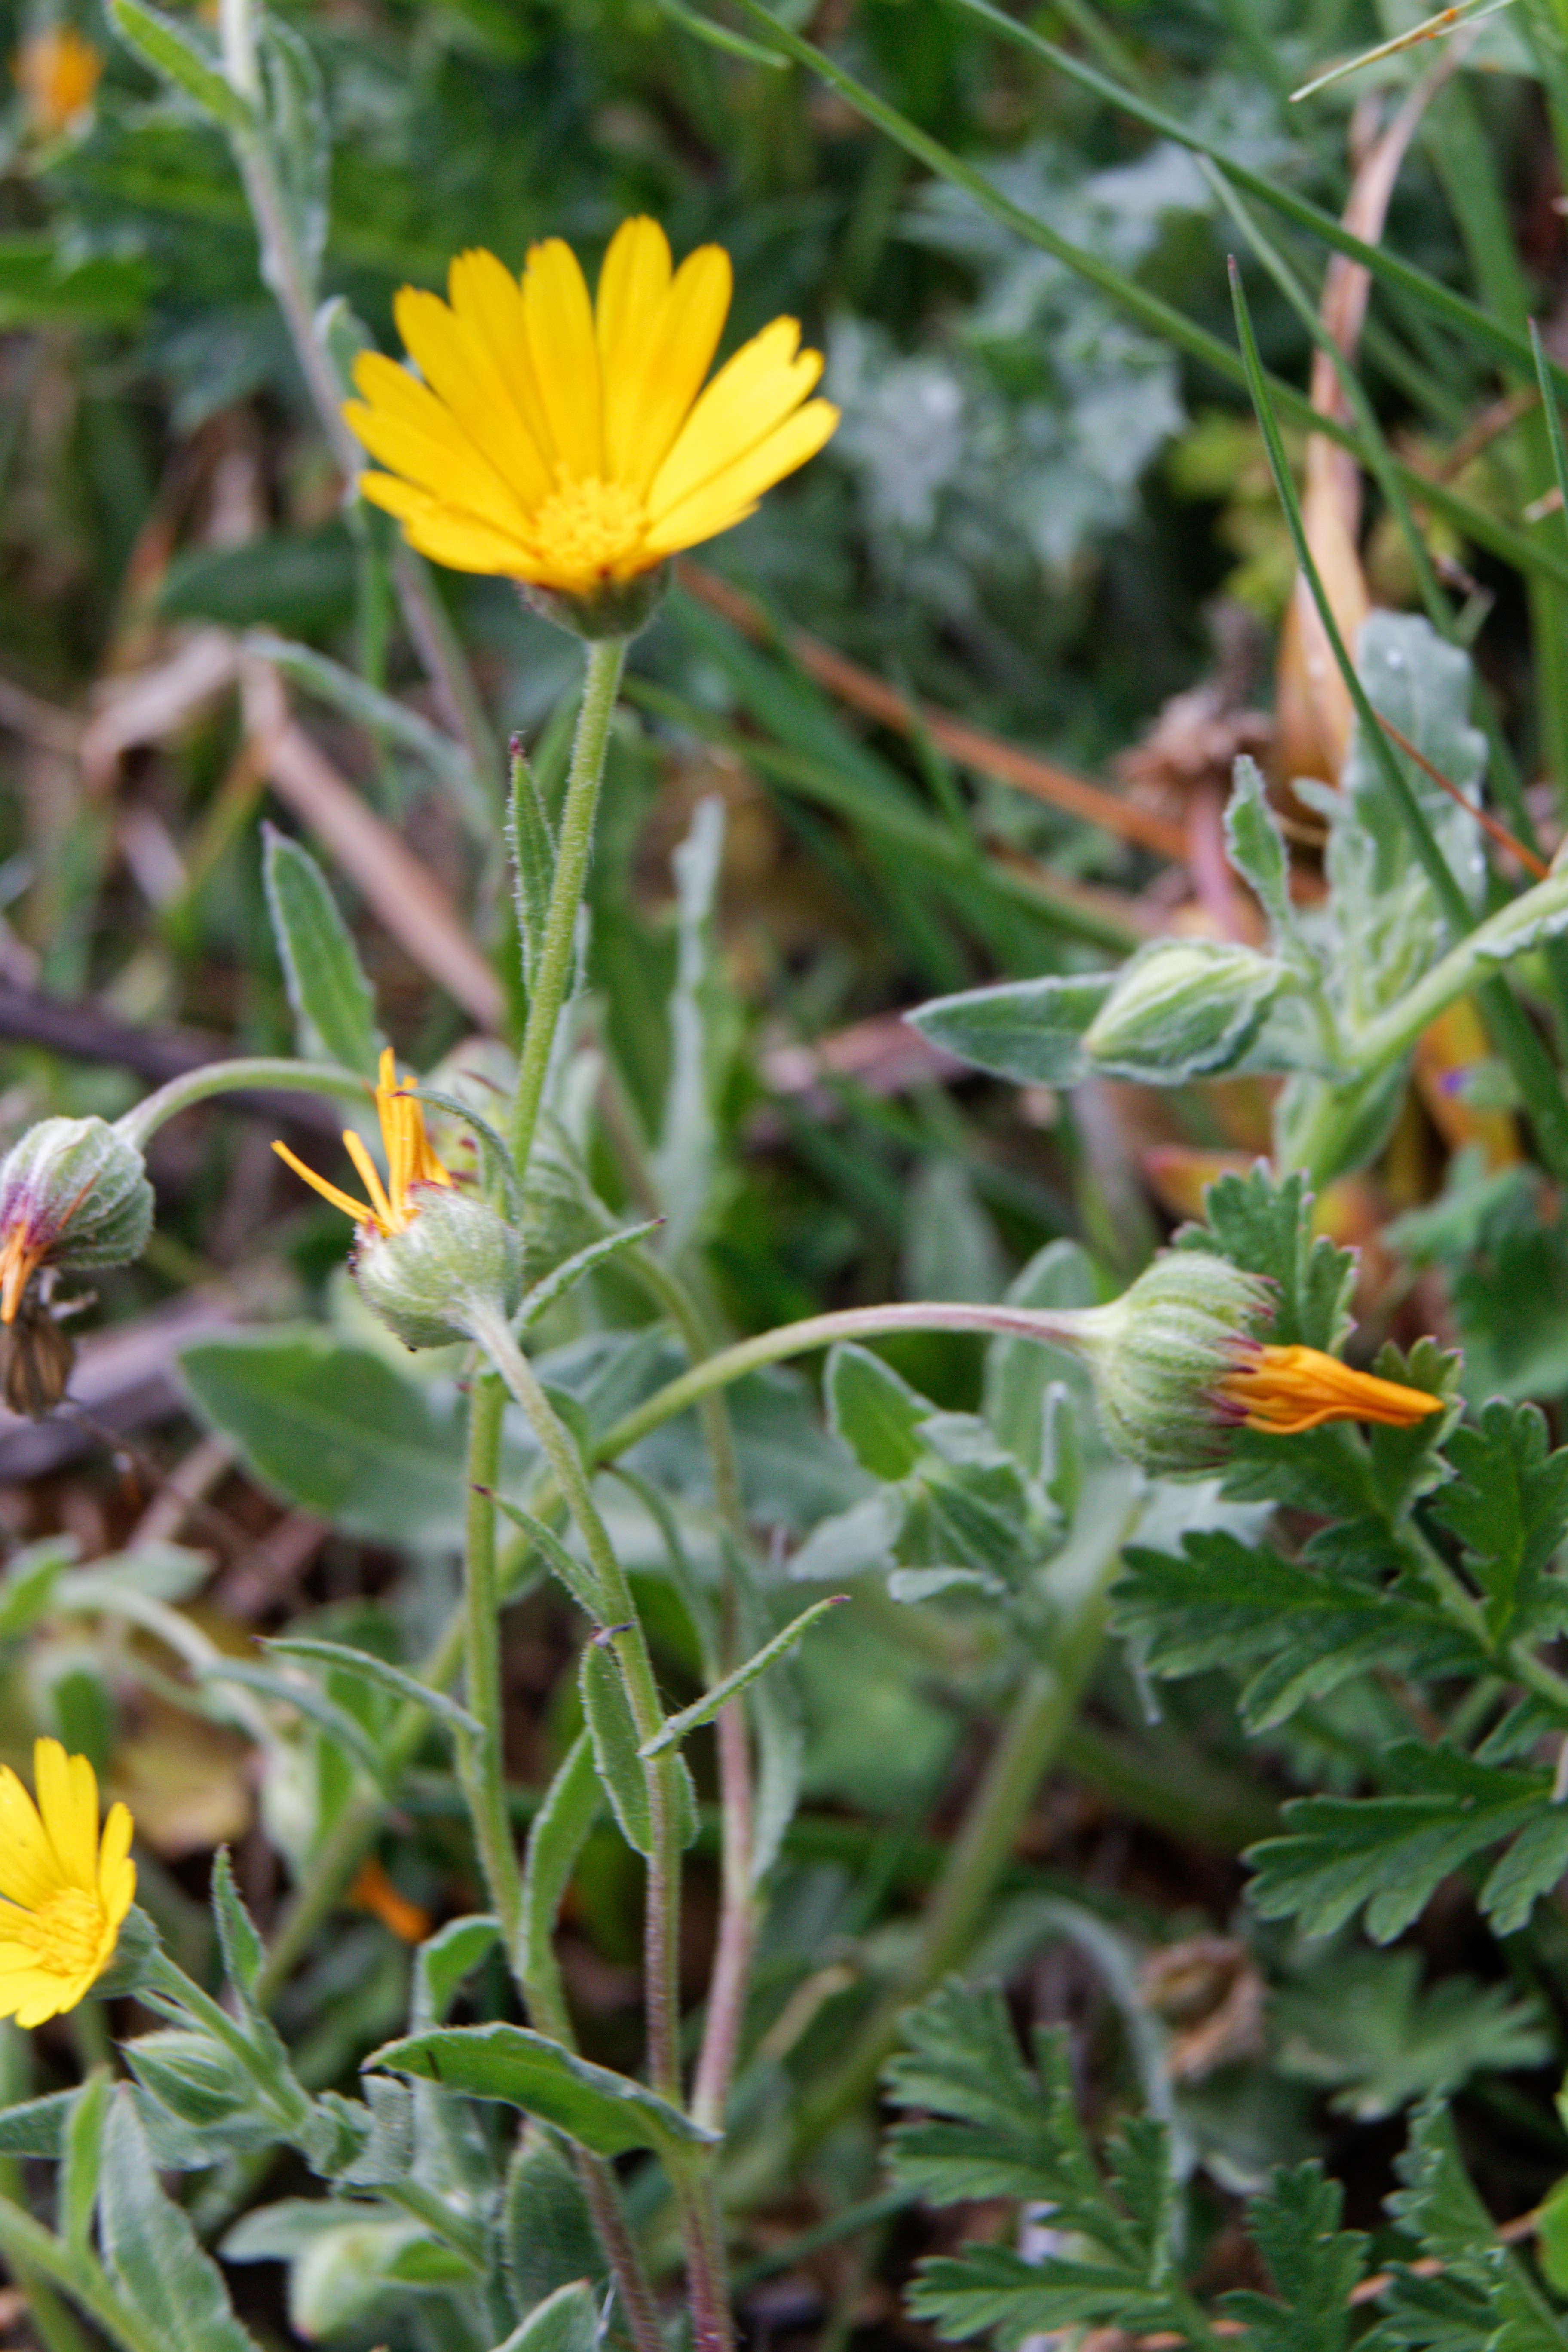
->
[115,1058,369,1148]
[509,637,628,1176]
[594,1301,1091,1465]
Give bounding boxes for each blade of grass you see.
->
[1231,256,1568,1182]
[717,0,1568,600]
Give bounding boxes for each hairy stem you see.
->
[115,1058,369,1148]
[509,637,628,1175]
[459,1370,523,1951]
[465,1303,683,2105]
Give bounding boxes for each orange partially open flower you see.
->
[272,1049,453,1236]
[1217,1344,1442,1436]
[343,216,839,599]
[0,1740,135,2027]
[12,25,101,135]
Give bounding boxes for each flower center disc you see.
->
[526,473,647,581]
[30,1887,102,1975]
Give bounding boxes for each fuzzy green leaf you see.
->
[366,2024,719,2166]
[1427,1400,1568,1644]
[262,826,380,1078]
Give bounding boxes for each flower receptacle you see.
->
[354,1184,524,1349]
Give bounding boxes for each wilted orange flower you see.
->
[0,1740,135,2027]
[12,25,101,135]
[273,1049,453,1236]
[343,215,839,597]
[1218,1344,1442,1436]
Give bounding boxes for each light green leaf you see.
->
[61,2072,110,2255]
[493,2279,600,2352]
[908,972,1113,1086]
[1081,937,1286,1083]
[520,1734,601,2011]
[503,2132,605,2317]
[640,1598,849,1755]
[652,795,727,1255]
[366,2024,720,2165]
[490,1496,605,1620]
[265,1636,481,1739]
[827,1344,930,1481]
[412,1914,501,2032]
[579,1642,652,1854]
[181,1329,528,1547]
[108,0,256,126]
[209,1847,265,2009]
[0,2089,76,2157]
[98,2086,260,2352]
[263,826,380,1078]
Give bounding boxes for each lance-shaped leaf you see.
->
[265,1636,481,1739]
[365,2024,719,2168]
[262,825,380,1078]
[108,0,256,126]
[640,1597,849,1755]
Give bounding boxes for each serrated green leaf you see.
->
[366,2023,720,2165]
[1273,1947,1549,2120]
[1247,1743,1550,1941]
[108,0,256,126]
[98,2086,260,2352]
[1112,1530,1485,1735]
[1179,1165,1355,1353]
[640,1597,848,1754]
[262,826,380,1078]
[1219,2164,1367,2352]
[1427,1400,1568,1644]
[907,972,1115,1086]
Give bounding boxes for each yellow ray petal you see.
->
[522,238,604,482]
[400,506,537,577]
[596,215,671,380]
[447,248,561,481]
[343,1132,396,1233]
[648,318,820,518]
[614,244,732,494]
[97,1801,135,1926]
[343,387,527,527]
[645,398,840,556]
[395,285,552,512]
[33,1740,95,1892]
[271,1141,375,1228]
[0,1767,58,1908]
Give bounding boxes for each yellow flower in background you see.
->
[12,25,101,135]
[343,216,839,598]
[1218,1344,1442,1436]
[272,1047,455,1236]
[0,1740,135,2026]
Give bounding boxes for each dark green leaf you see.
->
[1427,1401,1568,1643]
[1219,2165,1367,2352]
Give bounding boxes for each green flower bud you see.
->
[1073,1250,1273,1474]
[1081,939,1282,1081]
[126,2028,263,2131]
[353,1184,524,1350]
[519,559,671,643]
[0,1116,153,1321]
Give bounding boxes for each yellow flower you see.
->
[12,25,101,135]
[343,216,839,599]
[1217,1344,1442,1436]
[0,1739,135,2027]
[272,1048,454,1235]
